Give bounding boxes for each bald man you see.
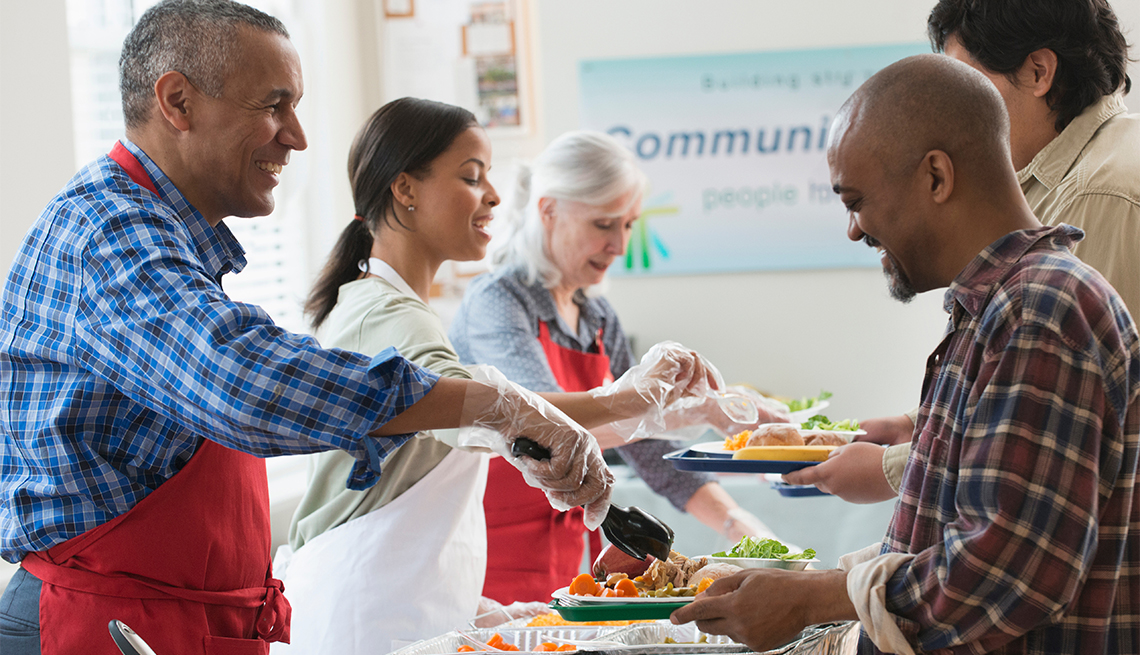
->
[787,0,1140,507]
[671,54,1140,655]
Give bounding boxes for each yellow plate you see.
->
[731,445,838,461]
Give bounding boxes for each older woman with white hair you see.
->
[450,131,791,605]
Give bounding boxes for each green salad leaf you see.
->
[783,390,832,413]
[712,536,816,560]
[800,415,860,431]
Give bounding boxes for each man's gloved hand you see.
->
[458,366,613,529]
[589,341,722,441]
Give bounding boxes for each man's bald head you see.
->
[828,54,1042,300]
[830,54,1012,187]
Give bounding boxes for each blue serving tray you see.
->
[770,481,831,497]
[663,447,821,474]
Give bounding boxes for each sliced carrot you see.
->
[568,573,600,596]
[485,633,505,649]
[457,646,477,652]
[536,644,558,652]
[556,645,577,651]
[613,578,639,598]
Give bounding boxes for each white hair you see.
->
[491,130,648,288]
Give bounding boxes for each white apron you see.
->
[271,448,489,655]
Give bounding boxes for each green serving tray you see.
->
[548,599,689,621]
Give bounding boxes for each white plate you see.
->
[705,556,819,571]
[551,586,698,605]
[689,441,736,457]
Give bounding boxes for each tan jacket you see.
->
[1019,93,1140,316]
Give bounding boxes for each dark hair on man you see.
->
[304,98,479,329]
[927,0,1132,132]
[119,0,289,129]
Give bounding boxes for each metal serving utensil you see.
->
[511,437,675,562]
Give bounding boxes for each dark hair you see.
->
[927,0,1132,132]
[304,98,479,329]
[120,0,289,129]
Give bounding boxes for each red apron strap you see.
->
[537,321,612,393]
[109,141,160,196]
[24,554,268,606]
[482,319,614,603]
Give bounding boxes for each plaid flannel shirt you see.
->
[0,140,438,563]
[874,225,1139,654]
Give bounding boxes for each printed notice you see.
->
[578,43,929,276]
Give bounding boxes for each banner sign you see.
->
[578,43,929,276]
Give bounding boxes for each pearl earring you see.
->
[407,205,415,212]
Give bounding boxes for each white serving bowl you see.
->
[707,555,818,571]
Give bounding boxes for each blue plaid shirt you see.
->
[0,140,438,563]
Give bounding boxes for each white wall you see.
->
[0,0,76,273]
[528,0,1140,421]
[0,0,76,591]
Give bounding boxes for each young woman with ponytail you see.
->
[274,100,733,654]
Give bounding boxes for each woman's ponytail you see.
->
[304,218,374,330]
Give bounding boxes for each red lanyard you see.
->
[109,141,160,196]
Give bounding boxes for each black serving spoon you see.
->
[511,437,675,562]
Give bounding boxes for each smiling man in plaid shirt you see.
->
[672,54,1139,654]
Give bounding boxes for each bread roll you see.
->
[746,424,804,447]
[803,432,848,446]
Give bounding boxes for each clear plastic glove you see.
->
[458,365,613,529]
[472,597,552,628]
[589,341,723,441]
[659,385,794,440]
[743,387,795,424]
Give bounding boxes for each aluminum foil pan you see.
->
[568,621,859,655]
[390,620,860,655]
[592,624,743,651]
[390,625,628,655]
[763,622,861,655]
[603,622,741,647]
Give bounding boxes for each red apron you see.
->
[20,142,290,655]
[481,321,614,604]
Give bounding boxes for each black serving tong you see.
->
[511,437,675,562]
